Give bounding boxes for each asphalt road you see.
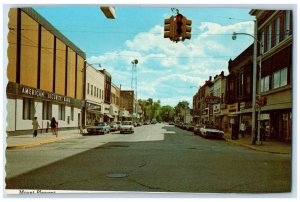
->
[5,123,291,193]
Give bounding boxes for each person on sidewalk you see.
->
[240,121,246,138]
[50,117,58,137]
[32,117,40,138]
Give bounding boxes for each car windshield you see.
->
[122,122,132,125]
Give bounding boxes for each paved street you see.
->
[5,123,291,193]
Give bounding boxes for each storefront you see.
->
[85,101,103,125]
[6,82,83,136]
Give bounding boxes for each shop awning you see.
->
[105,114,114,118]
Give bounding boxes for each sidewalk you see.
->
[223,132,291,154]
[6,129,83,149]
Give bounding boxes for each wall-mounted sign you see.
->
[213,104,221,114]
[205,96,221,104]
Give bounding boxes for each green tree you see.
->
[174,101,189,122]
[160,105,175,122]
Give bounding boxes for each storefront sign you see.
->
[240,102,245,110]
[227,103,238,113]
[213,104,221,114]
[205,96,221,104]
[201,108,208,115]
[21,86,71,103]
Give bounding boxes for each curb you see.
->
[224,138,290,154]
[6,137,65,149]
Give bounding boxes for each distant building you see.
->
[84,64,105,125]
[120,90,135,120]
[226,44,254,135]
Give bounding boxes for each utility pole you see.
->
[131,59,138,122]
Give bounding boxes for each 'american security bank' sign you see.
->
[21,86,71,103]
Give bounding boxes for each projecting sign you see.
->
[205,96,221,104]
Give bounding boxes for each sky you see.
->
[18,5,256,108]
[30,6,255,107]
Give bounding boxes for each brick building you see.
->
[250,10,293,141]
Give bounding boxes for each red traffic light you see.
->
[176,14,183,35]
[176,14,183,21]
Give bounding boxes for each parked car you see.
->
[187,124,196,131]
[86,122,111,135]
[151,119,157,124]
[200,124,224,139]
[110,121,121,132]
[120,121,135,134]
[194,124,202,135]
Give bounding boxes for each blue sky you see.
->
[32,6,255,107]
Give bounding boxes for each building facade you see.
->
[110,84,121,121]
[84,64,105,125]
[6,8,85,135]
[226,44,254,135]
[250,10,293,141]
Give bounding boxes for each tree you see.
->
[174,101,189,122]
[160,105,175,122]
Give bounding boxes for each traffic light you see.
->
[164,13,192,42]
[182,16,192,40]
[164,16,175,40]
[175,14,183,36]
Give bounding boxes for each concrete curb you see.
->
[224,138,290,154]
[7,137,65,149]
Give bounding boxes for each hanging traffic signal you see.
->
[164,13,192,42]
[182,16,192,40]
[176,14,183,36]
[164,16,175,40]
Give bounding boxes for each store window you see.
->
[260,75,270,93]
[275,17,280,45]
[23,97,34,120]
[58,104,66,121]
[267,24,272,51]
[273,68,288,89]
[285,11,291,38]
[42,101,52,120]
[260,31,265,54]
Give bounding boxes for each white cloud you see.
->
[87,20,253,106]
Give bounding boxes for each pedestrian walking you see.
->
[240,121,246,138]
[32,117,40,137]
[50,117,58,137]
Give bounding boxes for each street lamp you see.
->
[232,27,263,145]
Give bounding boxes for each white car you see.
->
[120,121,134,134]
[200,124,224,139]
